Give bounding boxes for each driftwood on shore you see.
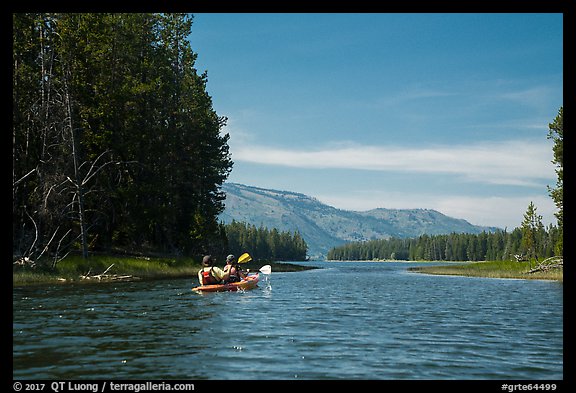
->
[526,256,563,274]
[80,263,139,282]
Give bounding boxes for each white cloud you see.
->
[231,139,555,187]
[433,195,557,229]
[225,129,559,229]
[316,191,557,229]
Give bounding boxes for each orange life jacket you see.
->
[201,267,218,285]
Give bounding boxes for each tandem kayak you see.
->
[192,273,260,293]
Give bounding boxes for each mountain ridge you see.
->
[219,182,500,259]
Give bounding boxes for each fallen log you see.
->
[526,257,563,274]
[80,263,140,282]
[81,273,139,282]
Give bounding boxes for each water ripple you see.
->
[13,262,563,380]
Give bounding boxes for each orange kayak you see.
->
[192,273,259,293]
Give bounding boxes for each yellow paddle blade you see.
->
[238,252,252,263]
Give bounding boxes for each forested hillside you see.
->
[13,13,232,263]
[220,182,498,259]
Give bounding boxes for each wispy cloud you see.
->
[231,139,555,187]
[433,195,557,228]
[316,191,557,229]
[497,85,559,108]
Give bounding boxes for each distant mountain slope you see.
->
[219,182,499,259]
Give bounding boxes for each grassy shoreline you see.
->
[408,260,563,282]
[13,255,200,286]
[12,255,317,286]
[14,256,562,286]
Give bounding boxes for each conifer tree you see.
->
[13,13,233,263]
[520,202,544,268]
[547,107,563,255]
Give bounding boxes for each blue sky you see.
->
[188,13,563,230]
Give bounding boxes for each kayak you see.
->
[192,273,259,293]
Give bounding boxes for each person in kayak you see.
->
[222,254,247,284]
[197,255,227,285]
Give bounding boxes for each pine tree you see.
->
[13,13,233,263]
[547,107,563,255]
[520,202,544,268]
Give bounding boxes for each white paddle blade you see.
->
[259,265,272,275]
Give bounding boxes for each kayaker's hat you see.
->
[202,255,213,266]
[226,254,235,263]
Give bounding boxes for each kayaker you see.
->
[222,254,247,284]
[197,255,227,285]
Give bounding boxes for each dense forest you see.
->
[327,225,561,262]
[224,221,308,261]
[13,13,233,263]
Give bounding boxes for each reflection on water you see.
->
[13,262,563,380]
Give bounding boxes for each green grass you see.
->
[16,255,560,286]
[13,255,202,286]
[13,255,318,286]
[409,260,563,282]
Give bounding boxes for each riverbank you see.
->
[14,256,562,285]
[12,255,317,286]
[408,259,563,282]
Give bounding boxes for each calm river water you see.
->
[13,262,563,380]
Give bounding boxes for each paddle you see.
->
[259,265,272,275]
[246,264,271,276]
[238,252,252,264]
[236,252,270,275]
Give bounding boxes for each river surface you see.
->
[13,261,563,380]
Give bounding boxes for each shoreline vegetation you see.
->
[407,259,563,282]
[326,258,563,282]
[12,255,317,287]
[13,255,562,286]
